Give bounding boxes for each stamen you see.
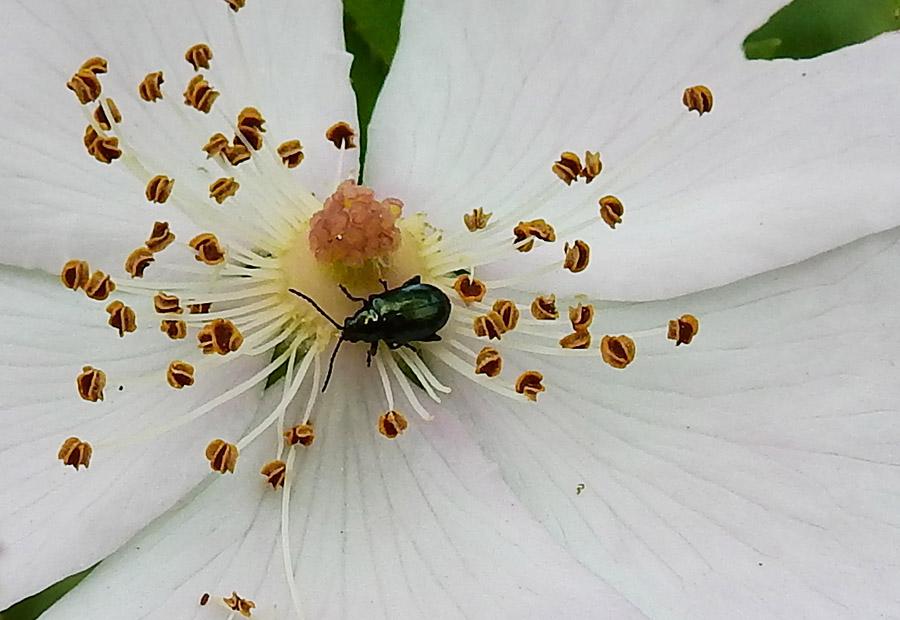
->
[145,175,175,203]
[284,424,315,446]
[559,331,591,349]
[325,122,357,149]
[513,219,556,252]
[600,335,636,369]
[260,460,286,489]
[667,314,699,345]
[223,592,255,616]
[166,361,195,388]
[491,299,519,332]
[58,437,92,469]
[138,72,164,102]
[563,240,590,273]
[79,57,108,75]
[224,0,247,12]
[209,177,240,203]
[183,75,220,113]
[185,43,213,70]
[124,247,155,277]
[552,152,582,185]
[161,319,188,339]
[188,233,226,264]
[474,347,502,377]
[60,259,90,291]
[473,311,505,340]
[67,68,102,104]
[83,126,121,163]
[224,143,251,166]
[683,85,714,115]
[205,439,239,473]
[453,274,486,303]
[105,301,136,337]
[145,221,175,252]
[580,151,602,183]
[515,371,545,401]
[76,366,106,402]
[568,303,593,331]
[203,133,229,157]
[153,292,183,314]
[189,302,212,314]
[236,107,266,151]
[277,140,304,168]
[598,195,624,229]
[84,270,115,300]
[463,207,492,232]
[378,410,408,439]
[197,319,244,355]
[530,295,558,320]
[92,98,121,131]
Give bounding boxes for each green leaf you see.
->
[0,568,93,620]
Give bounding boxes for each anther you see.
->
[515,371,545,401]
[224,143,251,166]
[185,43,213,70]
[598,195,625,229]
[205,439,239,473]
[84,270,115,300]
[198,319,244,355]
[203,133,229,158]
[559,331,591,349]
[325,122,356,149]
[183,75,219,113]
[76,366,106,402]
[277,140,304,168]
[464,207,492,232]
[474,347,502,377]
[223,0,247,12]
[209,177,240,203]
[106,301,137,337]
[513,219,556,252]
[568,303,594,331]
[145,175,175,203]
[236,107,266,150]
[66,69,102,104]
[153,292,183,314]
[284,424,315,446]
[138,71,164,102]
[145,221,175,252]
[563,240,590,273]
[600,335,636,369]
[580,151,602,183]
[124,247,155,278]
[683,85,713,115]
[80,57,108,75]
[260,460,286,489]
[492,299,520,332]
[161,319,188,340]
[83,126,121,163]
[166,361,195,389]
[552,152,583,185]
[473,311,505,340]
[58,437,92,469]
[189,302,212,314]
[188,233,226,265]
[378,410,409,439]
[61,259,90,291]
[223,592,255,617]
[92,98,121,131]
[453,274,486,303]
[667,314,699,346]
[530,294,559,320]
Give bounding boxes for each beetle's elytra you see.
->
[289,275,452,391]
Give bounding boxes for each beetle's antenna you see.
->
[289,289,343,329]
[322,337,344,392]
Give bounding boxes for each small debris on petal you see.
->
[61,259,90,291]
[260,460,286,489]
[198,319,243,355]
[58,437,92,469]
[167,360,195,388]
[463,207,492,232]
[145,175,175,203]
[125,247,155,278]
[515,371,545,401]
[189,233,226,265]
[683,85,713,115]
[473,311,505,340]
[491,299,520,332]
[145,221,175,253]
[76,366,106,401]
[205,439,239,473]
[568,303,594,331]
[598,195,624,229]
[106,300,137,337]
[378,410,408,439]
[559,330,591,349]
[325,122,356,149]
[139,71,164,102]
[284,424,315,446]
[563,240,590,273]
[223,592,255,617]
[580,151,602,183]
[200,593,210,606]
[667,314,699,346]
[161,319,188,340]
[474,347,502,377]
[552,151,582,185]
[531,294,559,320]
[277,140,304,168]
[153,292,183,314]
[84,270,115,300]
[600,335,636,369]
[185,43,213,70]
[183,75,219,113]
[209,177,240,203]
[453,275,486,303]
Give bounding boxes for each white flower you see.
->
[2,1,900,619]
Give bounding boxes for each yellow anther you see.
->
[61,259,90,291]
[325,122,357,149]
[530,294,559,320]
[260,460,286,489]
[189,302,212,314]
[106,300,136,337]
[515,371,545,401]
[559,331,591,349]
[166,360,195,389]
[58,437,92,470]
[491,299,519,332]
[188,233,226,265]
[83,126,121,163]
[79,57,108,75]
[161,319,188,340]
[76,365,106,402]
[236,107,266,150]
[124,247,155,278]
[563,240,590,273]
[145,221,175,253]
[580,151,602,183]
[92,98,121,131]
[84,270,115,300]
[598,195,624,229]
[683,85,713,115]
[667,314,699,346]
[453,274,486,304]
[474,347,502,377]
[284,424,315,446]
[552,151,582,185]
[277,140,305,168]
[513,219,556,252]
[185,43,213,70]
[183,75,219,113]
[209,177,240,203]
[198,319,244,355]
[224,143,252,166]
[205,439,239,473]
[138,71,165,102]
[600,335,636,369]
[473,311,505,340]
[378,410,409,439]
[66,69,102,104]
[223,592,255,616]
[153,292,183,314]
[203,133,229,158]
[145,175,175,203]
[463,207,492,232]
[568,303,594,331]
[223,0,247,12]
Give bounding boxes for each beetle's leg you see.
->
[338,284,366,303]
[379,278,389,292]
[366,341,379,367]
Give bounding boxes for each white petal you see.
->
[40,366,646,620]
[0,267,265,608]
[0,0,355,275]
[441,227,900,618]
[366,0,900,300]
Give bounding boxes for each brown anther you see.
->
[568,303,594,331]
[84,270,115,300]
[200,593,210,606]
[203,133,229,158]
[67,69,102,104]
[145,175,175,203]
[531,294,559,320]
[83,126,121,164]
[598,195,625,229]
[189,302,212,314]
[453,274,486,303]
[552,151,582,185]
[513,219,556,252]
[188,233,226,265]
[76,366,106,402]
[667,314,699,346]
[463,207,492,232]
[580,151,602,183]
[209,177,240,204]
[161,319,188,340]
[185,43,213,70]
[153,292,182,314]
[61,259,90,291]
[145,221,175,253]
[198,319,244,355]
[138,71,164,102]
[223,0,247,12]
[105,300,136,337]
[473,311,505,340]
[223,592,255,617]
[491,299,520,332]
[277,140,305,168]
[92,98,121,131]
[223,143,252,166]
[124,247,155,278]
[325,122,356,149]
[563,240,590,273]
[515,371,545,401]
[474,347,502,377]
[260,460,286,489]
[206,439,239,473]
[600,335,636,369]
[683,85,714,115]
[58,437,92,470]
[183,75,219,113]
[284,424,315,446]
[166,360,195,389]
[378,410,408,439]
[80,57,108,75]
[559,331,591,349]
[236,107,266,150]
